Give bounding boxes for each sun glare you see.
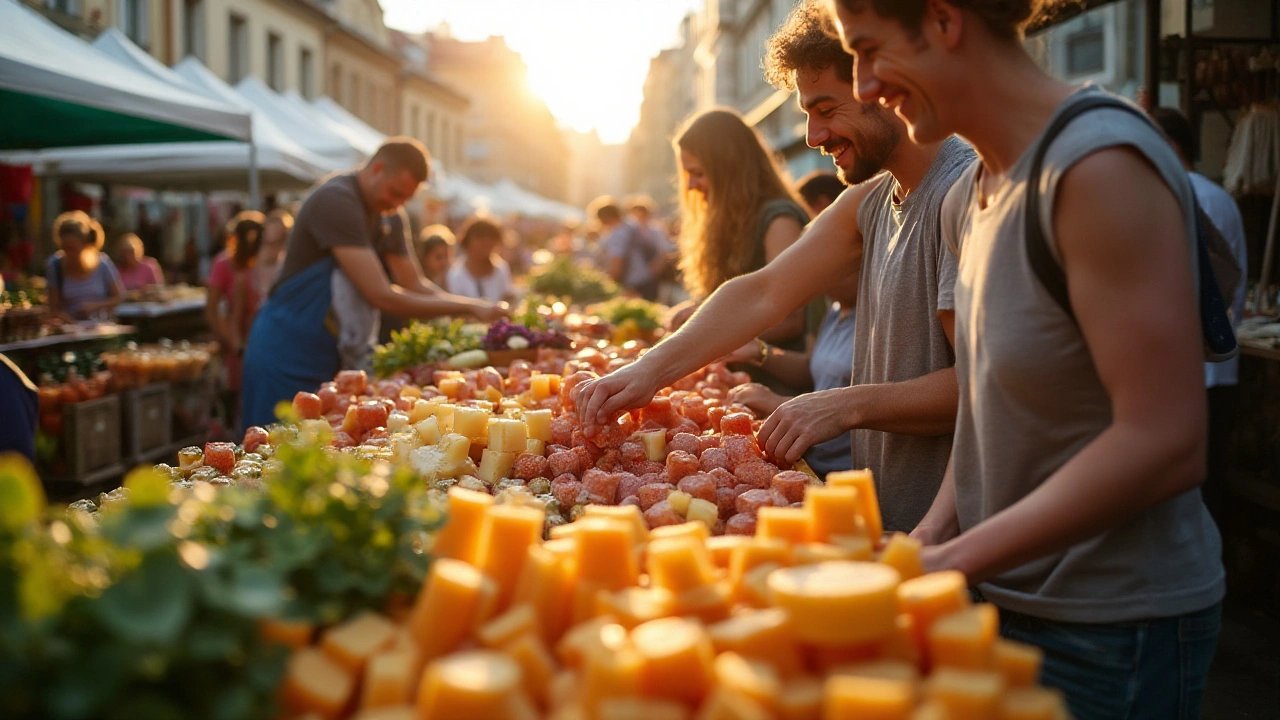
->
[381,0,702,144]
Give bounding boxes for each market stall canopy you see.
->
[0,32,330,191]
[0,0,252,149]
[286,92,385,158]
[234,77,367,171]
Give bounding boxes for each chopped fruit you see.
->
[203,442,235,476]
[293,391,323,419]
[335,369,367,395]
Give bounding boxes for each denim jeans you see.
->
[997,602,1223,720]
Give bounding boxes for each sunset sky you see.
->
[380,0,704,144]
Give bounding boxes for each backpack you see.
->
[1025,95,1242,362]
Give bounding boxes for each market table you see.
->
[115,297,208,343]
[0,322,135,355]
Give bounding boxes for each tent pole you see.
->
[248,133,261,211]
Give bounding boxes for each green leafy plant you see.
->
[592,297,665,332]
[527,257,618,305]
[371,318,484,378]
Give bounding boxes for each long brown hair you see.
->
[225,210,266,270]
[674,108,803,297]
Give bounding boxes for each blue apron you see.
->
[241,258,341,428]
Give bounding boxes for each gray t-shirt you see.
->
[851,136,974,532]
[271,172,410,295]
[944,86,1224,623]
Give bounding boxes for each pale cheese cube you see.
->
[488,418,529,454]
[524,409,553,443]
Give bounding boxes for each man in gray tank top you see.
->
[829,1,1224,719]
[572,0,973,536]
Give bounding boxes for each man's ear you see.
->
[925,0,964,50]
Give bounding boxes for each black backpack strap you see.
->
[1024,95,1150,322]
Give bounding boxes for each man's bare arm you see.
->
[384,252,442,296]
[332,246,504,321]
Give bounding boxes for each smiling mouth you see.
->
[822,142,851,164]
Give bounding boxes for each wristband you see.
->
[754,338,769,367]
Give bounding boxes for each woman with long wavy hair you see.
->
[673,108,811,382]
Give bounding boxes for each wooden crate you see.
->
[122,383,172,464]
[64,395,122,478]
[170,377,216,441]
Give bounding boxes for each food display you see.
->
[526,256,619,305]
[99,341,215,388]
[0,288,49,341]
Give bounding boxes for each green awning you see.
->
[0,88,234,150]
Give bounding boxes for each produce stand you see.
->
[115,297,209,344]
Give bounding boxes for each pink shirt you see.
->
[117,257,163,291]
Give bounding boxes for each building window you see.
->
[300,47,314,99]
[45,0,81,16]
[426,112,437,149]
[330,63,342,99]
[1065,25,1105,76]
[228,13,248,84]
[349,73,360,112]
[440,118,450,162]
[266,32,283,91]
[454,124,463,168]
[118,0,149,49]
[183,0,205,61]
[409,105,420,141]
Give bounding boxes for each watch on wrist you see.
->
[754,338,769,367]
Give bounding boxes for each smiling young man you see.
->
[825,0,1224,716]
[574,0,974,533]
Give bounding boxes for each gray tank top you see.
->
[945,86,1224,623]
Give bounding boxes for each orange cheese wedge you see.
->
[416,650,526,719]
[804,485,861,542]
[646,536,715,594]
[824,675,915,720]
[408,558,498,661]
[320,611,396,674]
[477,504,546,611]
[281,647,355,719]
[825,469,882,543]
[998,687,1069,720]
[513,544,575,644]
[877,533,924,581]
[922,668,1005,720]
[994,639,1043,688]
[707,607,804,678]
[431,487,493,566]
[476,603,537,649]
[767,562,901,646]
[928,604,999,671]
[631,617,716,706]
[756,507,812,544]
[360,649,416,709]
[574,517,641,591]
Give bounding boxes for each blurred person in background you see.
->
[208,211,265,429]
[796,170,846,216]
[113,233,164,291]
[591,195,667,301]
[448,215,516,303]
[252,209,293,298]
[501,227,534,279]
[417,224,456,290]
[46,211,123,321]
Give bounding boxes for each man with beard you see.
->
[573,0,973,533]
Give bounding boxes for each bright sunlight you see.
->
[381,0,703,143]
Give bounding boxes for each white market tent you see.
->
[287,92,384,158]
[235,77,367,171]
[0,31,331,194]
[0,0,251,149]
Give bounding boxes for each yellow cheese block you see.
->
[281,647,356,720]
[804,485,861,542]
[647,536,715,594]
[501,631,557,709]
[707,607,804,678]
[767,562,901,646]
[513,544,574,644]
[476,603,537,648]
[631,617,716,705]
[584,504,650,544]
[877,533,924,581]
[651,520,712,543]
[713,651,781,711]
[897,570,971,661]
[409,558,498,661]
[452,405,491,440]
[923,668,1005,720]
[738,562,783,608]
[696,686,774,720]
[575,517,641,591]
[706,536,752,569]
[928,604,999,671]
[824,469,882,543]
[431,487,494,566]
[361,649,416,709]
[728,538,791,590]
[824,675,915,720]
[998,687,1069,720]
[570,580,609,627]
[827,533,873,561]
[829,659,919,684]
[673,580,734,624]
[556,614,619,669]
[791,542,866,566]
[756,507,812,544]
[994,639,1043,688]
[525,408,554,442]
[259,617,314,649]
[596,587,675,629]
[777,675,824,720]
[596,697,689,720]
[549,522,581,541]
[582,624,645,708]
[488,417,528,454]
[417,650,527,719]
[321,611,397,674]
[477,504,546,611]
[878,613,921,667]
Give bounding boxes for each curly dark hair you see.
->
[765,0,854,91]
[833,0,1039,40]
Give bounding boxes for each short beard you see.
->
[835,109,902,186]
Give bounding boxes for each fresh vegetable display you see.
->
[526,257,618,305]
[371,319,484,379]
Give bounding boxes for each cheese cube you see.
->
[596,587,675,629]
[631,617,716,705]
[438,432,472,466]
[824,675,914,720]
[825,469,882,542]
[581,625,644,708]
[584,504,649,544]
[928,604,999,671]
[646,536,715,594]
[361,649,416,709]
[898,570,971,659]
[408,558,498,660]
[636,429,666,462]
[922,668,1004,719]
[705,536,752,570]
[477,604,537,648]
[281,647,355,718]
[667,489,692,516]
[417,650,524,718]
[431,487,494,566]
[556,614,618,668]
[477,504,547,611]
[697,686,773,720]
[531,374,557,400]
[513,544,575,644]
[714,651,781,711]
[526,438,547,455]
[767,562,900,646]
[651,520,710,543]
[994,639,1043,688]
[386,411,410,433]
[777,675,824,720]
[687,498,719,531]
[574,518,640,591]
[791,542,865,565]
[877,533,924,581]
[728,538,791,590]
[738,562,783,608]
[488,418,528,454]
[524,408,553,443]
[438,376,466,399]
[757,507,812,544]
[259,617,314,648]
[804,485,861,542]
[477,449,518,484]
[452,406,491,440]
[408,399,433,424]
[501,632,557,709]
[707,607,804,678]
[673,580,734,624]
[595,698,688,720]
[829,659,919,685]
[321,611,396,674]
[998,687,1069,720]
